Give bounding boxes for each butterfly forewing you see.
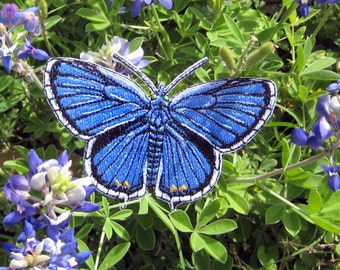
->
[44,58,150,139]
[169,78,276,152]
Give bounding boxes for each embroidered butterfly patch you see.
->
[44,54,277,209]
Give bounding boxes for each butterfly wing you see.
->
[84,121,150,202]
[169,78,277,152]
[44,58,151,201]
[44,58,150,140]
[157,79,277,208]
[156,122,221,209]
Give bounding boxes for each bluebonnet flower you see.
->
[17,37,49,60]
[320,164,340,191]
[80,36,148,75]
[14,6,39,32]
[291,80,340,191]
[297,0,340,17]
[2,221,91,269]
[3,149,100,227]
[0,35,17,72]
[297,0,312,17]
[2,150,98,268]
[0,3,19,27]
[131,0,173,16]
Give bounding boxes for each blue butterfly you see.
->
[44,54,277,210]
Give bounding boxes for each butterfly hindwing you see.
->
[84,121,150,202]
[44,58,150,139]
[169,78,276,152]
[156,122,222,209]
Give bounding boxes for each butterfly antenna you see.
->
[112,53,158,93]
[164,57,209,95]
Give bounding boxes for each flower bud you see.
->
[244,42,273,68]
[219,46,235,72]
[291,128,309,146]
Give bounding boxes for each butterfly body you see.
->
[44,55,277,209]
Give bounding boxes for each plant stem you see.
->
[150,4,173,61]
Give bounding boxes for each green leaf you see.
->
[76,224,93,239]
[45,15,62,30]
[257,245,279,266]
[310,216,340,233]
[282,210,301,236]
[308,189,322,215]
[137,214,154,230]
[110,220,130,241]
[3,160,29,174]
[149,198,176,234]
[98,242,130,270]
[301,57,336,75]
[265,204,284,224]
[170,210,194,232]
[198,219,237,235]
[192,250,210,270]
[226,191,249,214]
[136,225,155,250]
[196,199,220,229]
[201,234,228,263]
[110,209,133,220]
[190,232,206,252]
[301,70,340,80]
[76,8,109,23]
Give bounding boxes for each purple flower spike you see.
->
[291,128,309,146]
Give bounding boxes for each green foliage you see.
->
[2,0,340,269]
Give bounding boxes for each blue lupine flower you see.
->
[317,0,340,3]
[320,164,340,191]
[0,36,17,72]
[14,6,39,32]
[2,221,91,269]
[297,0,312,17]
[18,37,50,61]
[311,116,332,142]
[291,128,309,146]
[131,0,173,16]
[0,3,19,27]
[326,79,340,92]
[3,149,100,227]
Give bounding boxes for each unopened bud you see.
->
[219,46,235,72]
[244,42,273,68]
